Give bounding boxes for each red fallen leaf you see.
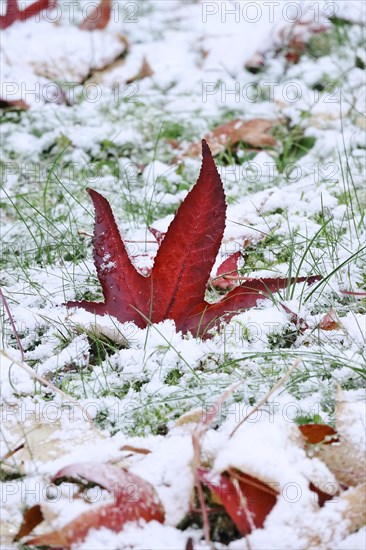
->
[198,468,277,535]
[299,424,338,445]
[0,0,56,29]
[211,251,242,290]
[80,0,111,31]
[280,303,309,333]
[318,308,341,331]
[67,140,320,337]
[26,463,164,548]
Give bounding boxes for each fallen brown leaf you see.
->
[184,119,277,158]
[316,388,366,487]
[126,56,154,84]
[14,505,44,542]
[319,308,341,330]
[0,98,29,110]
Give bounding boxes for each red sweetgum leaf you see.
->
[0,0,56,29]
[67,188,149,328]
[67,141,321,338]
[198,468,277,535]
[80,0,111,31]
[26,463,164,548]
[151,139,226,327]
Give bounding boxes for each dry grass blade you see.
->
[0,350,94,423]
[230,359,302,438]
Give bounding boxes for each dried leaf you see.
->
[75,321,130,348]
[0,98,29,110]
[280,303,309,332]
[126,56,154,84]
[319,308,341,330]
[339,482,366,533]
[308,483,366,548]
[309,482,337,507]
[120,445,151,455]
[26,463,164,547]
[278,21,328,64]
[174,407,203,427]
[316,388,366,487]
[14,505,44,542]
[80,0,111,31]
[184,119,277,158]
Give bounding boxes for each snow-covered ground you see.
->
[1,1,365,548]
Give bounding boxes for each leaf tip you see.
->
[201,139,212,158]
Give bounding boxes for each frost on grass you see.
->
[1,0,365,548]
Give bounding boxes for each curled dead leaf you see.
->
[319,308,341,331]
[126,56,154,84]
[316,388,366,487]
[75,321,130,348]
[308,483,366,548]
[175,408,203,427]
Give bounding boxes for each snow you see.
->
[1,0,365,548]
